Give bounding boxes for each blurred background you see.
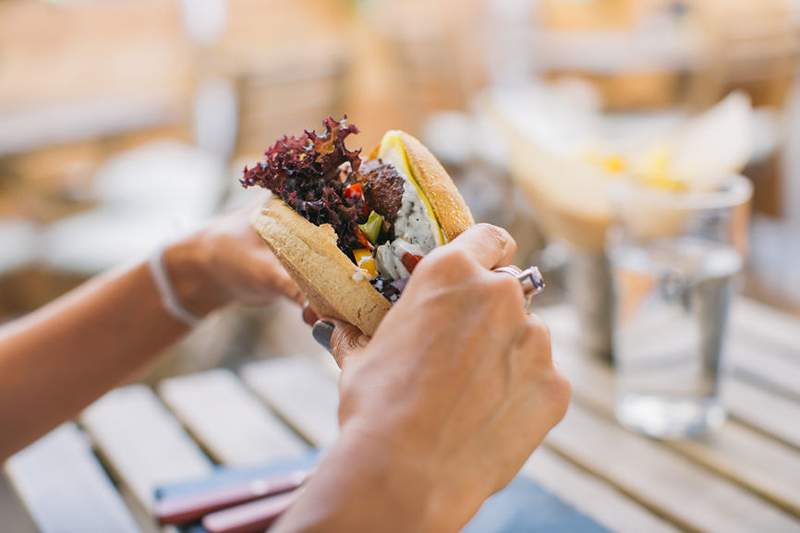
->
[3,0,800,527]
[1,0,800,374]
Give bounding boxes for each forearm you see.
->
[273,428,473,533]
[0,240,220,460]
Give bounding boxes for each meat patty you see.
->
[359,159,405,223]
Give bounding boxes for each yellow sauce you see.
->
[378,132,446,246]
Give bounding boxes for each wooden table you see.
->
[5,298,800,532]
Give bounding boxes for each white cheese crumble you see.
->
[376,180,438,281]
[395,181,437,252]
[352,268,370,282]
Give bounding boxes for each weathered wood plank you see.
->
[729,334,800,401]
[4,424,140,533]
[552,325,800,515]
[0,475,37,533]
[541,305,800,526]
[159,369,308,466]
[732,299,800,356]
[728,298,800,400]
[548,403,799,532]
[523,447,678,533]
[725,379,800,450]
[241,356,340,448]
[81,385,213,511]
[543,303,800,450]
[670,422,800,514]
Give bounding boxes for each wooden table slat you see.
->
[732,299,800,357]
[729,298,800,401]
[241,356,340,448]
[81,385,213,511]
[725,379,800,450]
[549,403,800,532]
[159,368,309,466]
[543,305,800,516]
[541,306,800,530]
[542,304,800,450]
[4,424,140,533]
[729,337,800,402]
[523,447,679,533]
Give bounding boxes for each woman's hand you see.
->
[277,224,570,533]
[164,206,304,318]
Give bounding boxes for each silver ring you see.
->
[494,265,545,306]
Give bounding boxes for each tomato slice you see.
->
[344,182,370,217]
[401,253,422,273]
[343,182,363,201]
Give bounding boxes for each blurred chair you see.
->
[0,0,195,278]
[535,0,722,111]
[364,0,486,132]
[42,142,226,277]
[179,0,354,161]
[700,0,799,108]
[698,0,800,219]
[233,52,351,160]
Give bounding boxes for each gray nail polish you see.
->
[312,321,335,350]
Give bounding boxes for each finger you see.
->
[327,319,370,369]
[312,318,369,368]
[302,303,318,326]
[448,223,517,270]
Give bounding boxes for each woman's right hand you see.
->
[292,224,571,532]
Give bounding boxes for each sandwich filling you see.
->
[241,117,443,302]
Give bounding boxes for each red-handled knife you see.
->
[202,490,300,533]
[154,469,311,526]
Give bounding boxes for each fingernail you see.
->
[312,320,335,350]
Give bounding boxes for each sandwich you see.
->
[241,117,474,335]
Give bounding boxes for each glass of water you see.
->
[608,176,752,439]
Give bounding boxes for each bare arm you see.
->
[0,209,303,460]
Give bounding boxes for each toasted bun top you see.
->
[372,131,474,242]
[252,197,391,336]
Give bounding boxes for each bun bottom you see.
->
[252,197,391,336]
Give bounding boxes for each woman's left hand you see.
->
[164,206,304,318]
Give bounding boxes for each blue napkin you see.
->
[156,451,608,533]
[464,476,608,532]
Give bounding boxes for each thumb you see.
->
[312,318,369,368]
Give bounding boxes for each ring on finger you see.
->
[494,266,545,307]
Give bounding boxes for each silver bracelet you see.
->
[148,243,202,328]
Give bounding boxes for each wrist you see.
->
[162,236,231,318]
[315,424,475,532]
[275,427,438,533]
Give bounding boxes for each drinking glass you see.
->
[608,176,752,438]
